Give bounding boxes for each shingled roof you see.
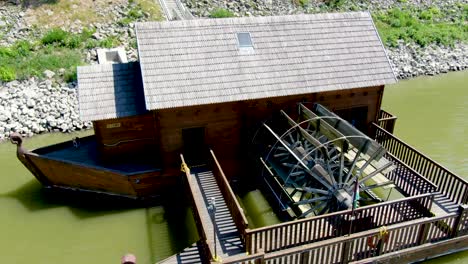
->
[135,12,396,110]
[77,62,146,121]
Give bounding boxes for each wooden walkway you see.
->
[160,169,244,264]
[385,151,459,216]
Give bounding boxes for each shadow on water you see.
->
[0,179,150,218]
[145,188,198,263]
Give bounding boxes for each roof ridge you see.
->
[135,11,371,30]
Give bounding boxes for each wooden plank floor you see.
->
[37,137,161,174]
[386,155,459,216]
[194,170,245,258]
[158,242,206,264]
[160,170,244,264]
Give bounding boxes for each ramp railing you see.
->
[222,205,468,264]
[209,150,249,239]
[373,124,468,205]
[377,109,397,134]
[243,193,434,254]
[180,154,214,262]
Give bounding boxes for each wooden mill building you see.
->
[13,11,468,263]
[77,12,395,185]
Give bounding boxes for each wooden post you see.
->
[245,231,252,254]
[300,250,310,264]
[341,240,352,264]
[254,249,265,264]
[462,188,468,205]
[417,222,431,245]
[451,205,468,238]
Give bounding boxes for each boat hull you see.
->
[12,134,178,200]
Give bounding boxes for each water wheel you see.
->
[255,103,395,218]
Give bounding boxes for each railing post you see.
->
[341,240,352,264]
[462,188,468,204]
[300,250,310,264]
[417,222,430,245]
[245,230,252,254]
[451,205,468,238]
[255,249,265,264]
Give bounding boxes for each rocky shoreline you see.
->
[0,0,467,141]
[0,78,92,141]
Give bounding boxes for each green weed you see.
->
[0,66,16,82]
[41,28,70,46]
[209,8,235,18]
[98,36,120,48]
[374,8,467,47]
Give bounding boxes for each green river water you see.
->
[0,71,467,263]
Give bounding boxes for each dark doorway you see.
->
[182,127,207,166]
[335,106,368,133]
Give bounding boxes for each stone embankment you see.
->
[0,79,92,141]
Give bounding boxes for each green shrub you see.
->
[0,46,16,57]
[209,8,235,18]
[64,68,77,83]
[41,28,70,46]
[294,0,309,8]
[130,39,138,49]
[374,8,467,47]
[85,39,99,49]
[0,66,16,82]
[325,0,345,9]
[98,36,120,48]
[118,17,133,26]
[80,27,96,41]
[65,35,82,49]
[419,7,440,20]
[13,40,33,56]
[128,7,144,19]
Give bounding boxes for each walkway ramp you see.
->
[158,0,194,20]
[194,170,244,257]
[159,242,205,264]
[160,153,247,263]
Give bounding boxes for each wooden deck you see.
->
[32,135,161,174]
[158,119,467,264]
[159,242,206,264]
[160,169,244,264]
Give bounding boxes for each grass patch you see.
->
[374,8,467,47]
[293,0,309,8]
[0,66,16,82]
[133,0,164,21]
[24,0,126,28]
[97,36,121,49]
[41,28,70,46]
[209,8,235,18]
[324,0,345,9]
[0,37,82,82]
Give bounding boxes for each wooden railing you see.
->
[244,193,434,254]
[374,124,468,205]
[455,204,468,237]
[385,152,438,196]
[180,154,213,262]
[209,150,249,240]
[377,109,397,134]
[222,205,468,264]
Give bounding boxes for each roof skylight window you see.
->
[237,32,254,55]
[237,32,253,48]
